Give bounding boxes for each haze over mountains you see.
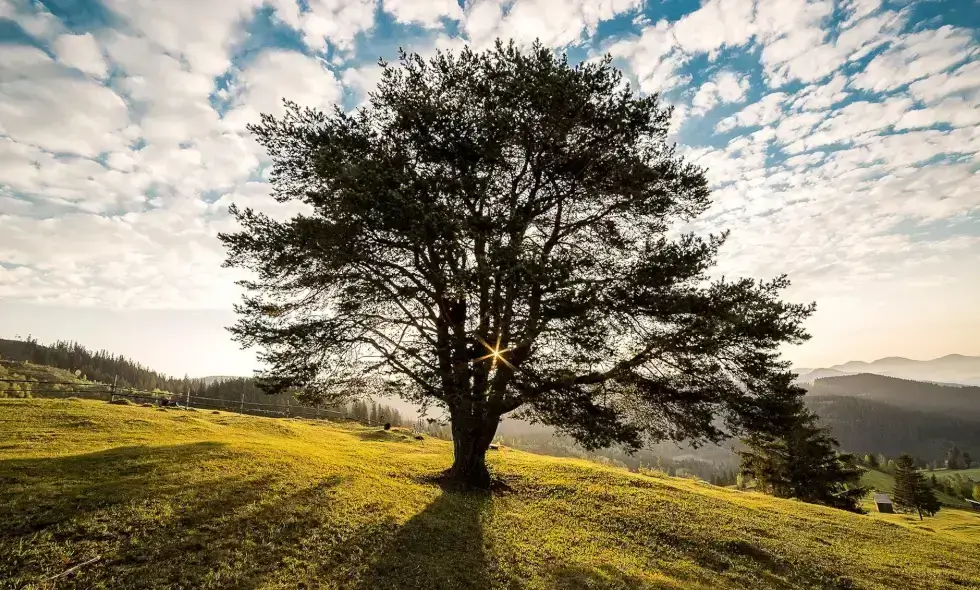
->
[794,354,980,386]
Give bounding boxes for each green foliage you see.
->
[221,40,813,487]
[2,398,978,589]
[739,407,867,512]
[973,483,980,502]
[892,454,941,519]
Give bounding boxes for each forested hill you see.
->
[0,337,198,392]
[805,395,979,460]
[807,373,980,419]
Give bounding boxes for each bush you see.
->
[109,398,133,406]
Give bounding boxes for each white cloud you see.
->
[715,92,788,131]
[52,33,108,78]
[691,71,750,115]
[671,0,755,54]
[269,0,377,52]
[0,46,130,158]
[852,25,976,93]
[383,0,462,26]
[466,0,642,49]
[225,49,343,127]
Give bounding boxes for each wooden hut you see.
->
[873,493,894,513]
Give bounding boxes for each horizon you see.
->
[2,0,980,377]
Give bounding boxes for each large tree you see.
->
[220,41,814,488]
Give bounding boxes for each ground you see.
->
[1,399,978,590]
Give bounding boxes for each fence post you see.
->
[110,376,117,402]
[185,387,191,409]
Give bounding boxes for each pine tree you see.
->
[220,41,814,488]
[864,453,879,468]
[739,406,867,512]
[963,452,972,468]
[892,454,941,520]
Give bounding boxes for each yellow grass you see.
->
[1,398,978,589]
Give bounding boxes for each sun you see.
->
[474,334,515,370]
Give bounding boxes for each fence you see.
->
[0,378,370,425]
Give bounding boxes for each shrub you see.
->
[109,398,133,406]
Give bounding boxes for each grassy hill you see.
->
[859,468,970,509]
[2,399,978,590]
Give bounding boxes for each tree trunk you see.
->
[449,415,499,489]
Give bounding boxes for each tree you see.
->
[930,473,938,488]
[220,41,814,488]
[963,452,972,468]
[946,446,963,470]
[892,454,941,520]
[973,483,980,502]
[738,407,867,512]
[864,453,879,468]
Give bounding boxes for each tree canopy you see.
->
[220,41,814,487]
[738,406,867,512]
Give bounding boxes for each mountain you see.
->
[806,373,980,419]
[826,354,980,386]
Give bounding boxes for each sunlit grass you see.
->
[1,398,978,589]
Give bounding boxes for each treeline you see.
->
[0,337,198,393]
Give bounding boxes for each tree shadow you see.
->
[0,443,346,588]
[355,485,494,590]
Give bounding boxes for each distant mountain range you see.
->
[794,354,980,386]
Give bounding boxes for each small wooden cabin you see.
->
[873,493,894,513]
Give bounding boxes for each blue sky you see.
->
[0,0,978,376]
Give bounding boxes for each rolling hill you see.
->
[807,373,980,419]
[1,398,978,589]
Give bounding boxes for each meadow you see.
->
[1,398,978,589]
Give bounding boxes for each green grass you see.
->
[1,399,978,590]
[860,468,974,510]
[934,467,980,481]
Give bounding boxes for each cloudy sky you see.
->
[0,0,978,377]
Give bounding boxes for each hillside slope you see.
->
[808,373,980,418]
[1,399,978,590]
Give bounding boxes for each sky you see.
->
[0,0,978,377]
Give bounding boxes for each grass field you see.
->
[936,467,980,481]
[859,468,970,509]
[2,399,978,589]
